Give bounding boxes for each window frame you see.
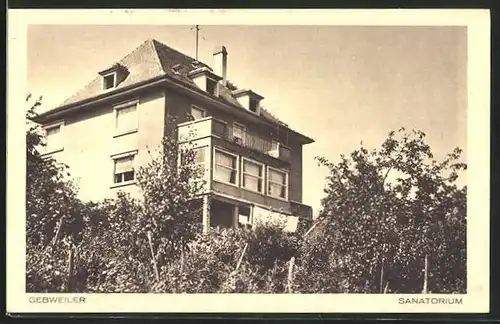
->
[271,139,280,151]
[212,118,229,138]
[266,166,289,201]
[188,146,208,183]
[213,147,239,187]
[238,205,253,229]
[241,157,265,194]
[190,105,206,120]
[111,150,138,188]
[249,98,260,114]
[113,99,139,137]
[43,120,65,154]
[232,121,246,143]
[102,72,117,91]
[206,77,218,96]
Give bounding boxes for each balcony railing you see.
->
[178,117,292,162]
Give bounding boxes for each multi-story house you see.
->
[33,39,314,232]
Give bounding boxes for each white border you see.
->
[7,9,490,314]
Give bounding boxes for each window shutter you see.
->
[115,156,134,173]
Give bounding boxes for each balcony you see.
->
[290,201,313,220]
[178,117,292,162]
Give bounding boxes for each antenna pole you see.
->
[194,25,200,60]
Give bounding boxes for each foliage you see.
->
[136,131,205,264]
[25,94,466,294]
[314,128,467,293]
[153,225,299,293]
[25,95,87,247]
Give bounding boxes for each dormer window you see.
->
[232,89,264,116]
[249,99,258,113]
[206,78,217,96]
[98,63,129,92]
[103,73,116,90]
[188,67,222,97]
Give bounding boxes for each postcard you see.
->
[6,8,490,314]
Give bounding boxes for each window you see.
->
[238,205,252,228]
[190,106,206,120]
[115,103,137,134]
[271,139,279,151]
[233,122,245,143]
[268,139,280,158]
[213,119,228,138]
[113,154,135,184]
[103,73,116,90]
[267,167,288,199]
[214,149,238,185]
[249,99,258,113]
[242,158,264,193]
[206,78,217,96]
[44,121,64,153]
[190,147,206,180]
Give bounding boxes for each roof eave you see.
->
[34,74,315,145]
[33,74,169,123]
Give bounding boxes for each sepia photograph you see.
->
[7,9,490,314]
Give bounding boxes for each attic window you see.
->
[103,73,116,90]
[249,99,258,113]
[206,78,217,96]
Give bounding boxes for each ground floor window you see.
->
[210,199,235,229]
[238,205,252,229]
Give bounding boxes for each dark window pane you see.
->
[213,120,227,137]
[104,74,115,89]
[239,206,251,216]
[230,170,237,184]
[249,99,258,112]
[124,171,135,181]
[206,79,217,95]
[114,174,122,183]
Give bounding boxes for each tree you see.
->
[25,94,94,292]
[135,123,206,265]
[25,94,87,248]
[315,128,466,293]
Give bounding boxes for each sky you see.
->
[27,25,467,217]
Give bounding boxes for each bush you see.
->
[25,96,466,294]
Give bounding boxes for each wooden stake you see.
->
[304,222,318,237]
[287,257,296,293]
[422,254,428,294]
[383,281,389,294]
[66,244,74,292]
[235,243,248,271]
[51,217,65,248]
[147,231,160,282]
[180,238,185,276]
[379,258,384,294]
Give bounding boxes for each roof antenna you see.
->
[190,25,200,61]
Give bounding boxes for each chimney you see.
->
[213,46,228,85]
